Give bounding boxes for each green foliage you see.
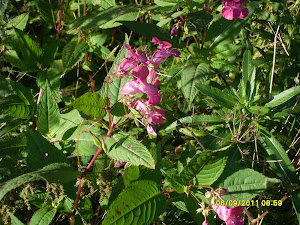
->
[102,180,166,225]
[9,213,25,225]
[71,92,106,119]
[105,133,155,169]
[28,208,56,225]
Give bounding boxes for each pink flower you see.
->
[170,26,179,36]
[117,44,149,74]
[147,124,157,136]
[212,205,243,225]
[221,0,249,20]
[202,221,209,225]
[146,107,165,125]
[151,37,181,68]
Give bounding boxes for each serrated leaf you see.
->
[69,5,141,31]
[187,11,213,31]
[40,39,60,68]
[0,95,34,119]
[102,180,166,225]
[6,13,29,30]
[0,136,27,157]
[26,130,69,170]
[72,92,106,119]
[62,41,88,72]
[36,69,61,102]
[28,208,56,225]
[9,213,25,225]
[165,115,225,133]
[10,81,34,105]
[196,83,238,108]
[195,152,228,186]
[51,110,105,156]
[37,81,60,136]
[14,28,42,68]
[179,151,214,185]
[161,170,185,193]
[94,45,115,61]
[213,164,280,201]
[264,86,300,108]
[0,75,13,97]
[105,133,155,169]
[36,0,58,23]
[181,64,209,109]
[122,21,183,48]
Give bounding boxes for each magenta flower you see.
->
[151,37,181,68]
[170,26,179,36]
[133,100,165,125]
[202,221,209,225]
[222,0,249,20]
[212,205,243,225]
[147,124,157,136]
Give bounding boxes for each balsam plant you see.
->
[0,0,300,225]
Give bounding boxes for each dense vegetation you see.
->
[0,0,299,224]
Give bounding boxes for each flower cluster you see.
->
[118,37,180,135]
[222,0,249,20]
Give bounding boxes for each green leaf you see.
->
[102,180,166,225]
[195,151,228,186]
[36,69,61,102]
[101,34,130,107]
[9,212,25,225]
[264,86,300,108]
[165,115,225,132]
[69,5,141,32]
[122,21,183,48]
[205,2,260,48]
[10,80,34,105]
[28,208,56,225]
[36,0,58,23]
[161,170,185,193]
[6,13,29,30]
[178,151,214,185]
[187,11,213,31]
[181,64,209,109]
[62,41,89,72]
[196,83,238,108]
[154,0,178,7]
[124,165,140,187]
[40,39,60,68]
[241,50,255,103]
[14,28,42,69]
[105,133,155,169]
[0,75,13,97]
[0,95,34,119]
[37,81,60,136]
[0,136,27,157]
[260,133,298,188]
[94,45,115,61]
[26,130,69,170]
[213,164,280,201]
[0,163,75,201]
[52,110,105,156]
[71,92,106,119]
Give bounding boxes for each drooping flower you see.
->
[147,124,157,136]
[202,220,210,225]
[151,37,181,68]
[212,205,243,225]
[170,26,179,36]
[221,0,249,20]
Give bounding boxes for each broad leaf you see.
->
[187,11,213,31]
[181,64,209,109]
[9,213,25,225]
[264,86,300,108]
[0,95,34,119]
[37,81,60,136]
[69,5,141,31]
[6,13,29,30]
[105,133,155,169]
[71,92,106,119]
[0,75,13,97]
[213,164,280,201]
[195,151,228,186]
[102,180,166,225]
[122,21,182,48]
[196,83,238,108]
[36,69,61,102]
[36,0,58,23]
[26,130,69,170]
[178,151,214,185]
[62,41,89,72]
[28,208,56,225]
